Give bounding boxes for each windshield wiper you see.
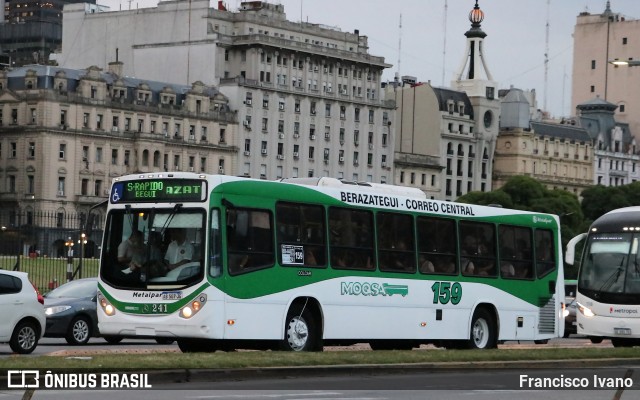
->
[598,256,625,292]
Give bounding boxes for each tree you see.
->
[580,185,630,221]
[499,176,546,210]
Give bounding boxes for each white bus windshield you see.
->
[579,233,640,295]
[100,207,206,289]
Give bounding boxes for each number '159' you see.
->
[431,282,462,305]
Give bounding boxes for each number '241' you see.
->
[431,282,462,305]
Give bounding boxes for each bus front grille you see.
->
[538,296,556,334]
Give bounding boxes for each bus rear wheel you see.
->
[281,306,321,351]
[468,308,497,349]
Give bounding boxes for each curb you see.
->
[143,358,640,384]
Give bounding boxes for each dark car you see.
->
[44,278,100,345]
[563,280,578,338]
[43,278,175,346]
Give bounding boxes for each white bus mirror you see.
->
[565,233,587,265]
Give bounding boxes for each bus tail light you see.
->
[180,294,207,319]
[98,294,116,316]
[577,302,595,318]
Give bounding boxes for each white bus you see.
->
[566,206,640,346]
[97,173,564,352]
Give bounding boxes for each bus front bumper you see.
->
[577,314,640,338]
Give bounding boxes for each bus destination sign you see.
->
[110,179,207,203]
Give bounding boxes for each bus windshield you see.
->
[579,233,640,296]
[100,207,207,289]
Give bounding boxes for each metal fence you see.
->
[0,210,103,294]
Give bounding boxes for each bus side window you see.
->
[459,221,497,277]
[329,207,375,271]
[227,207,274,275]
[417,216,457,275]
[535,229,556,278]
[377,212,416,273]
[276,202,326,268]
[499,225,533,279]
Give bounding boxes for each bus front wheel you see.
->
[468,308,497,349]
[282,306,321,352]
[611,338,637,348]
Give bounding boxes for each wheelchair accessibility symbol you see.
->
[111,183,124,203]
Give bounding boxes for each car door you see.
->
[0,272,22,340]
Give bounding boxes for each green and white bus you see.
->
[97,173,564,352]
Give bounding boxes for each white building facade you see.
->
[56,1,394,182]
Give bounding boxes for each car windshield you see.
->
[46,280,97,299]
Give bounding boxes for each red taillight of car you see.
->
[31,281,44,305]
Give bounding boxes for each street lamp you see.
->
[609,59,640,67]
[77,233,87,279]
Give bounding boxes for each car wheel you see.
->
[10,320,39,354]
[155,338,175,345]
[103,335,123,344]
[66,316,91,345]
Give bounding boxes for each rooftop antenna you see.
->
[543,0,550,112]
[397,14,402,78]
[442,0,448,86]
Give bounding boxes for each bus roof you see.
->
[279,177,427,199]
[592,206,640,232]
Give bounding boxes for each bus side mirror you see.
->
[565,233,587,265]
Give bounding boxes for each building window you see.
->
[591,60,596,69]
[81,179,89,195]
[59,143,66,159]
[28,142,35,158]
[82,146,89,162]
[8,175,16,193]
[124,150,130,166]
[94,180,102,196]
[590,85,595,93]
[111,149,118,165]
[57,177,65,196]
[27,175,34,194]
[620,104,625,113]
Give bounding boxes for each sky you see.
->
[97,0,640,118]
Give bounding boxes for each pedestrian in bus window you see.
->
[118,230,145,273]
[164,228,194,271]
[305,248,318,266]
[419,255,435,273]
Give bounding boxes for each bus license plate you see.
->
[614,328,632,335]
[162,292,182,300]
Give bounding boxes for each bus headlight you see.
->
[577,302,595,318]
[179,294,207,319]
[98,294,116,316]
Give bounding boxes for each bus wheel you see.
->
[282,307,320,351]
[611,338,636,348]
[468,308,497,349]
[589,336,603,344]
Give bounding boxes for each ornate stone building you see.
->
[0,64,237,220]
[55,0,394,183]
